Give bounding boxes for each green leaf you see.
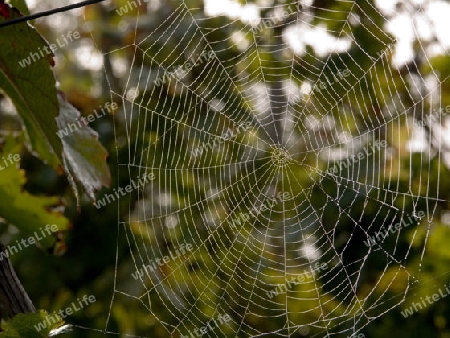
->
[6,0,29,15]
[56,93,111,203]
[0,3,63,170]
[0,137,69,248]
[0,4,110,203]
[0,311,67,338]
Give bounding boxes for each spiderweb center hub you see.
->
[271,146,292,168]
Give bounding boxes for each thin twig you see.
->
[0,0,106,28]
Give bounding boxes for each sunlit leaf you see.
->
[56,93,111,203]
[0,137,69,248]
[0,311,65,338]
[0,3,62,169]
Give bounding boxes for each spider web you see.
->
[77,0,450,336]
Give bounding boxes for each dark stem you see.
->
[0,244,35,319]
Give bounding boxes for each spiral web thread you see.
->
[79,0,450,336]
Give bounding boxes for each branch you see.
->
[0,244,35,319]
[0,0,106,28]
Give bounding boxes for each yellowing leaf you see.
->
[0,137,69,248]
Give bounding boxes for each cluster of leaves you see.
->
[0,0,109,335]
